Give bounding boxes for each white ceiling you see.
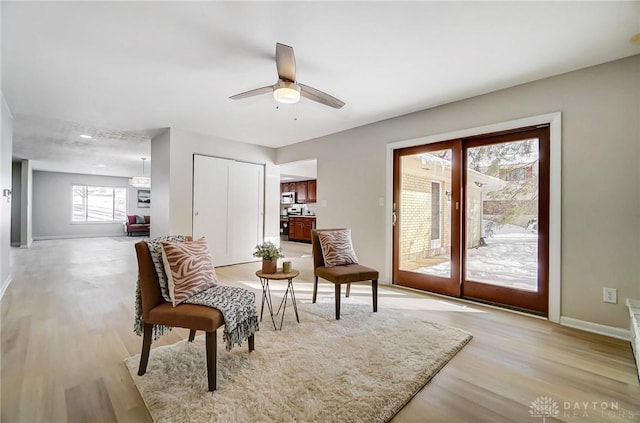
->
[3,1,639,177]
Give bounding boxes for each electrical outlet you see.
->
[603,288,617,304]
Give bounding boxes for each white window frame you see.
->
[71,184,127,223]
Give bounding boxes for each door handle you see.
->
[392,211,397,226]
[194,211,199,216]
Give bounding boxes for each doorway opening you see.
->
[277,159,317,243]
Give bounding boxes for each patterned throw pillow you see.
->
[161,237,218,306]
[317,229,359,268]
[146,235,189,302]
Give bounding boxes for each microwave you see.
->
[281,192,295,204]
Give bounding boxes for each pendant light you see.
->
[129,157,151,188]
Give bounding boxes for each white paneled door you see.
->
[193,155,264,267]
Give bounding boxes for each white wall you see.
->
[32,171,131,239]
[1,94,13,289]
[150,129,170,238]
[277,55,640,330]
[279,159,317,180]
[127,186,151,216]
[151,128,280,245]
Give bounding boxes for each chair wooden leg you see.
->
[312,276,319,303]
[188,330,196,342]
[138,323,153,376]
[346,283,351,297]
[372,280,378,312]
[248,334,255,352]
[335,284,341,320]
[206,331,217,391]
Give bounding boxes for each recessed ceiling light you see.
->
[80,134,92,139]
[91,171,97,174]
[97,164,106,168]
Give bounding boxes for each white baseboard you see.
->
[33,233,126,240]
[0,275,13,300]
[560,316,630,341]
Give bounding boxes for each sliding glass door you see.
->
[393,127,549,315]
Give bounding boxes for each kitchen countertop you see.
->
[288,215,316,218]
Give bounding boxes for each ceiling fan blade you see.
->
[276,43,296,82]
[229,85,273,100]
[299,84,345,109]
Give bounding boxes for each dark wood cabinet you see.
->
[288,217,315,243]
[281,179,316,203]
[307,180,317,203]
[295,181,307,203]
[281,182,293,193]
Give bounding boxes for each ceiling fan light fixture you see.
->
[273,80,300,104]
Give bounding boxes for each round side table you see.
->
[256,269,300,330]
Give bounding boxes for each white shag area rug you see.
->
[125,298,472,422]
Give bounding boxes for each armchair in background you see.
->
[126,215,150,236]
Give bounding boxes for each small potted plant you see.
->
[253,241,284,274]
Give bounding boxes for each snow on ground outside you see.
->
[417,223,538,291]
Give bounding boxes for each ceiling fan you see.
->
[229,43,345,109]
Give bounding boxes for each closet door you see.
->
[193,155,265,267]
[231,160,264,263]
[193,155,233,266]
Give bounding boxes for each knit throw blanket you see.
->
[134,236,259,351]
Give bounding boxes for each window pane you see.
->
[399,149,452,278]
[73,185,127,222]
[72,185,87,221]
[87,186,114,222]
[465,138,539,291]
[114,188,127,221]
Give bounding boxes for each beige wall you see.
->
[277,55,640,330]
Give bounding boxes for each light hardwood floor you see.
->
[2,237,639,422]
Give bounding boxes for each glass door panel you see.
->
[399,150,452,277]
[393,140,461,297]
[465,138,539,292]
[461,127,549,315]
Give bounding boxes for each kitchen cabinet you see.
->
[295,181,307,203]
[307,180,317,203]
[288,217,315,243]
[281,182,293,193]
[281,179,316,203]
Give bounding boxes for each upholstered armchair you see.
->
[134,239,254,391]
[126,215,150,236]
[311,229,379,320]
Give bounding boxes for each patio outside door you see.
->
[393,127,549,315]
